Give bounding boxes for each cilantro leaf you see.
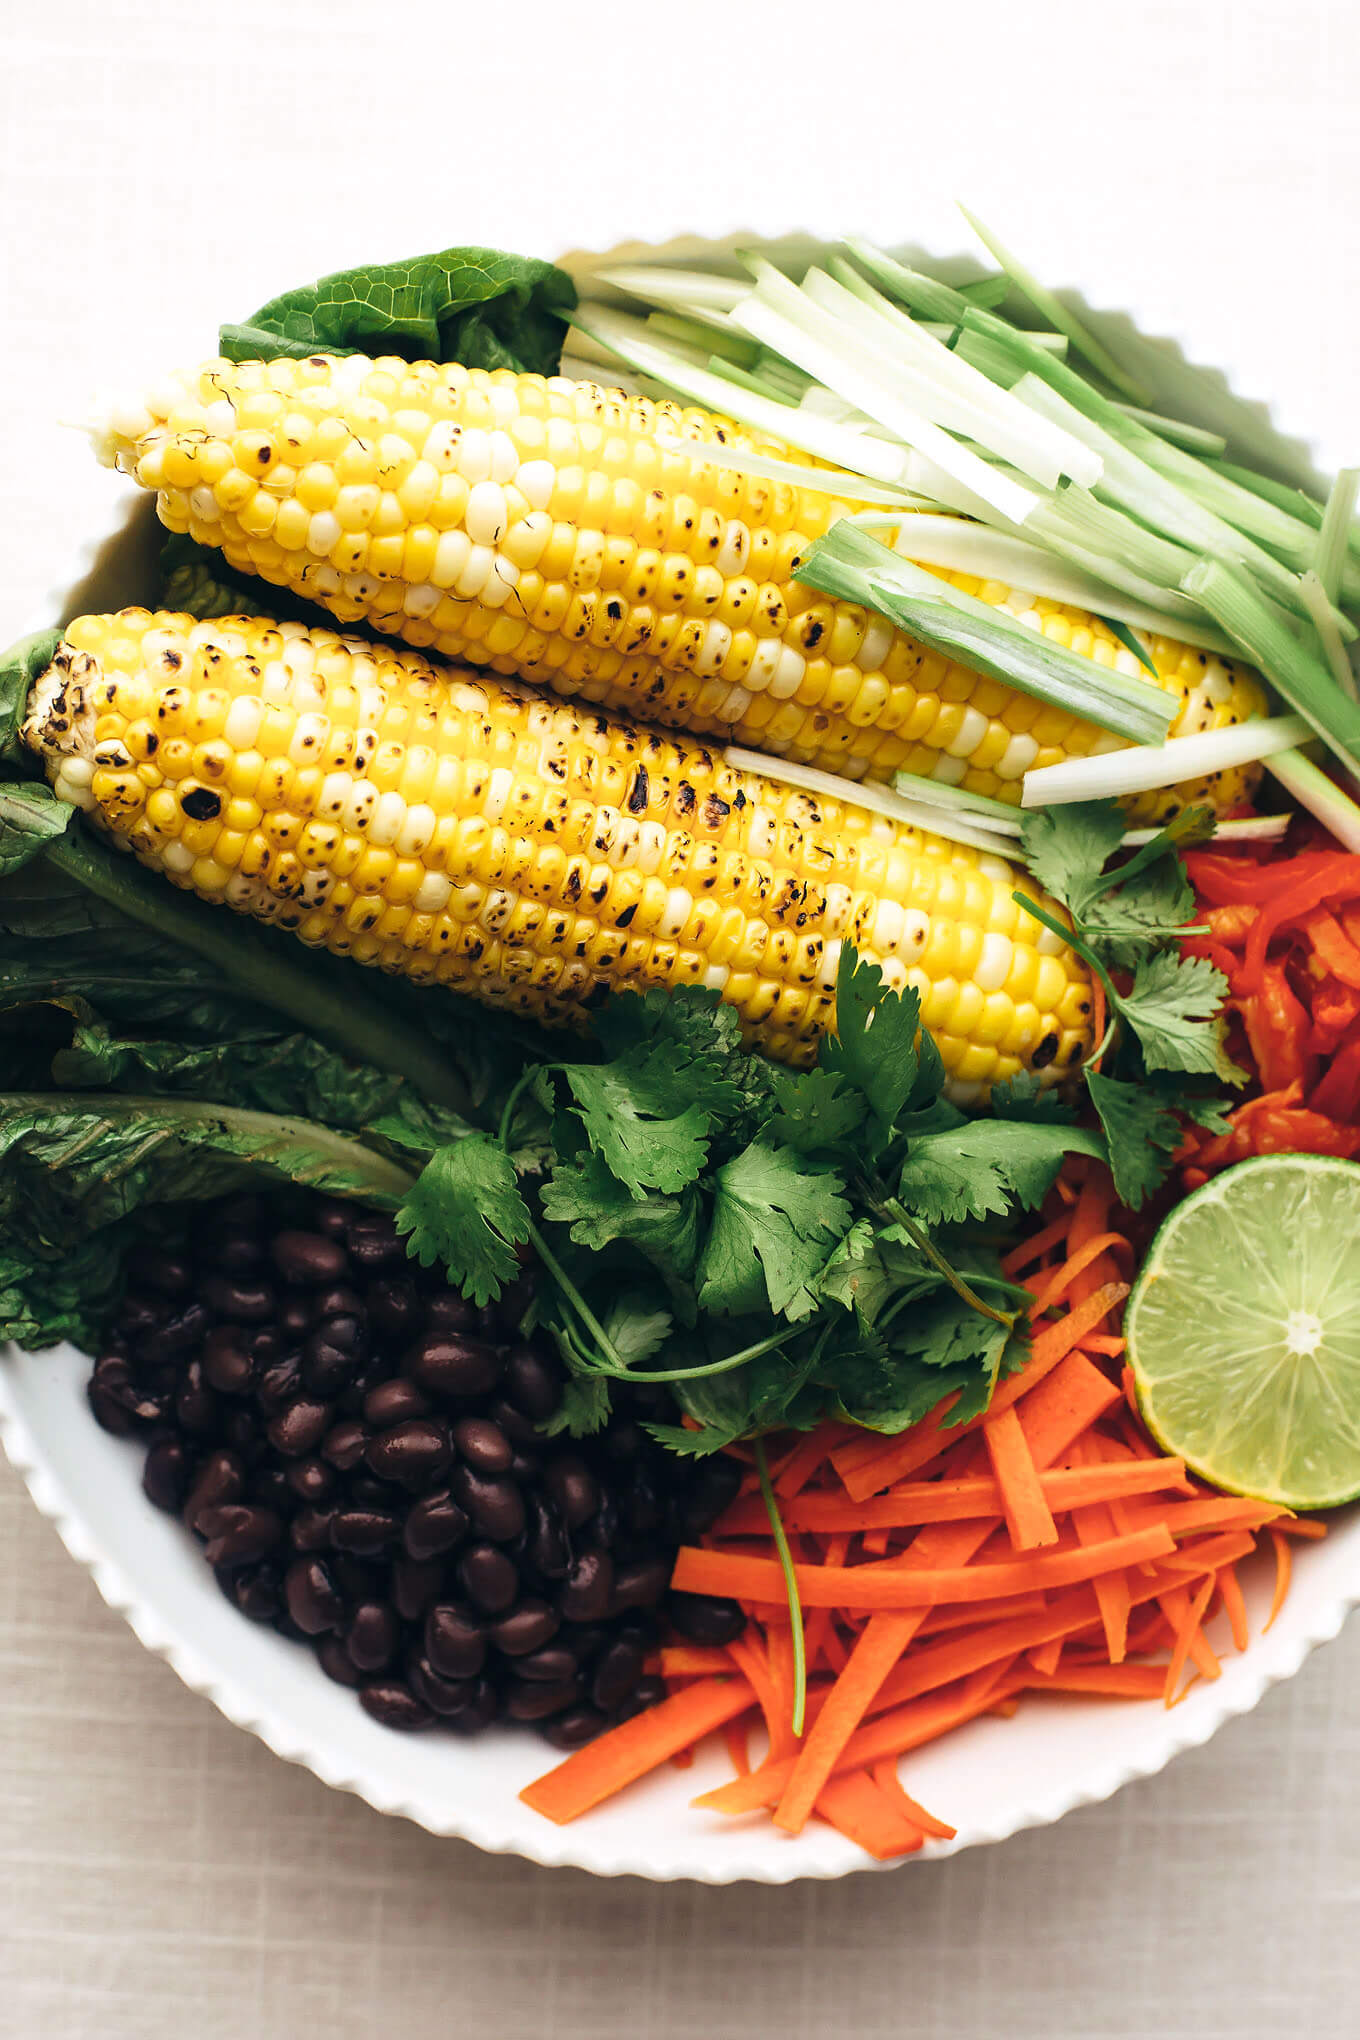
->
[697,1139,851,1320]
[396,1133,530,1305]
[1113,951,1248,1084]
[1020,801,1126,918]
[765,1065,867,1153]
[815,1220,938,1323]
[541,1374,613,1438]
[599,1291,672,1369]
[539,1151,701,1273]
[895,1118,1106,1225]
[821,946,921,1137]
[990,1071,1078,1123]
[1084,1069,1184,1209]
[564,1040,718,1196]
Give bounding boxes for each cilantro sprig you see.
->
[1015,800,1245,1207]
[397,946,1106,1449]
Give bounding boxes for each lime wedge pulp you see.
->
[1125,1153,1360,1511]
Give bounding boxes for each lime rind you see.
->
[1125,1153,1360,1511]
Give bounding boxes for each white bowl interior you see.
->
[3,237,1357,1882]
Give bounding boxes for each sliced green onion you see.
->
[705,357,800,407]
[571,304,910,484]
[723,744,1020,858]
[1313,468,1360,604]
[890,769,1023,832]
[845,510,1237,653]
[1262,749,1360,850]
[957,206,1152,405]
[589,264,747,313]
[657,435,921,509]
[797,522,1175,745]
[1183,557,1360,772]
[843,240,977,326]
[1021,713,1312,807]
[1203,459,1324,530]
[1299,569,1360,705]
[753,1438,806,1737]
[1112,405,1228,458]
[645,310,759,367]
[1120,813,1290,846]
[958,275,1011,309]
[730,263,1041,523]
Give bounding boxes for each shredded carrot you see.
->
[1012,1352,1123,1470]
[871,1760,957,1840]
[1162,1576,1220,1703]
[721,1714,752,1778]
[1026,1662,1168,1699]
[1265,1530,1293,1631]
[1028,1637,1064,1676]
[521,1677,754,1825]
[1218,1564,1249,1652]
[658,1646,733,1679]
[813,1770,925,1860]
[985,1404,1059,1550]
[1029,1233,1132,1315]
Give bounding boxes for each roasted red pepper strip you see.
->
[1236,965,1313,1091]
[1185,848,1342,907]
[1308,977,1360,1053]
[1311,1027,1360,1120]
[1237,858,1360,992]
[1305,911,1360,991]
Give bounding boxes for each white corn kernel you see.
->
[414,871,453,913]
[997,732,1040,778]
[945,706,989,760]
[456,428,493,485]
[516,460,555,511]
[975,931,1013,991]
[223,697,263,749]
[465,481,508,547]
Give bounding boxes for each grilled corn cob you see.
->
[98,357,1267,822]
[24,609,1093,1095]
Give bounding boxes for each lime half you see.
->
[1126,1153,1360,1510]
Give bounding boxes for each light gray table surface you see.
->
[3,2,1359,2033]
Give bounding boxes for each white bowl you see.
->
[3,232,1357,1884]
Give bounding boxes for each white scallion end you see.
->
[721,745,1019,859]
[1020,714,1312,806]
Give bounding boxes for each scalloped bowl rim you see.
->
[3,225,1357,1885]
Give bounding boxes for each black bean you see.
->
[310,1283,364,1326]
[315,1634,364,1688]
[402,1489,470,1562]
[301,1332,360,1397]
[127,1246,193,1298]
[250,1465,299,1517]
[422,1290,476,1337]
[487,1395,540,1448]
[200,1274,276,1323]
[346,1475,396,1510]
[513,1644,579,1684]
[174,1360,220,1439]
[142,1435,191,1513]
[202,1324,255,1396]
[212,1194,265,1232]
[198,1504,283,1569]
[365,1418,453,1493]
[222,1562,282,1624]
[183,1448,246,1532]
[452,1416,513,1474]
[407,1334,501,1401]
[489,1599,559,1658]
[345,1602,400,1673]
[366,1279,424,1345]
[330,1554,384,1603]
[584,1485,618,1551]
[591,1636,645,1712]
[507,1448,542,1485]
[331,1508,402,1555]
[257,1355,304,1409]
[559,1550,614,1623]
[391,1556,444,1622]
[458,1542,519,1614]
[363,1379,432,1429]
[541,1705,609,1750]
[249,1328,285,1372]
[614,1674,667,1722]
[558,1622,609,1665]
[542,1452,599,1534]
[271,1230,350,1286]
[503,1345,561,1421]
[205,1231,266,1277]
[679,1456,744,1536]
[621,1464,664,1534]
[425,1603,487,1680]
[284,1557,345,1635]
[88,1378,137,1437]
[602,1420,646,1463]
[359,1680,433,1731]
[140,1304,211,1366]
[526,1493,571,1580]
[267,1397,331,1459]
[219,1407,260,1455]
[407,1654,480,1716]
[345,1214,404,1274]
[504,1675,585,1722]
[286,1457,336,1506]
[441,1676,499,1735]
[116,1294,166,1339]
[310,1197,353,1241]
[288,1506,336,1553]
[667,1590,746,1645]
[451,1463,525,1543]
[610,1556,672,1612]
[320,1419,369,1471]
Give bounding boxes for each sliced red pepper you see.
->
[1305,911,1360,991]
[1186,849,1345,906]
[1308,977,1360,1054]
[1236,965,1314,1092]
[1311,1026,1360,1121]
[1238,857,1360,993]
